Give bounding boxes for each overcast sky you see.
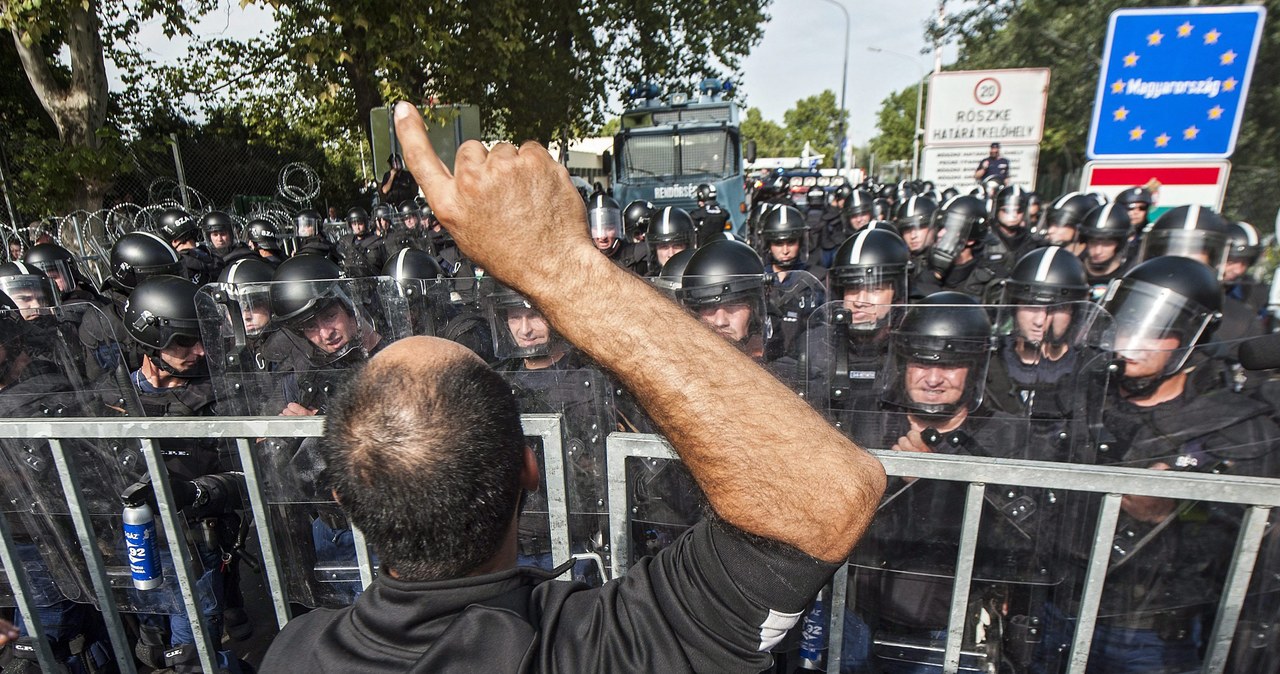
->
[116,0,953,145]
[737,0,956,146]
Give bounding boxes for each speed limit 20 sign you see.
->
[925,68,1051,147]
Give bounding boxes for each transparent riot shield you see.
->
[803,300,905,430]
[0,304,194,624]
[1032,343,1280,674]
[197,277,410,608]
[498,367,614,583]
[834,300,1084,673]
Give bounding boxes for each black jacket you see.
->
[261,519,837,673]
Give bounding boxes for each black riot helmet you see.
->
[695,183,717,203]
[648,207,695,245]
[881,291,993,416]
[124,274,206,377]
[678,239,766,307]
[589,194,624,253]
[894,195,938,232]
[0,261,58,318]
[157,207,201,244]
[219,257,274,285]
[833,184,854,202]
[760,205,809,269]
[929,195,989,273]
[485,283,561,360]
[1077,202,1132,242]
[870,198,894,221]
[847,189,875,217]
[1138,205,1231,277]
[1102,256,1222,395]
[200,210,236,235]
[24,243,86,296]
[247,219,283,252]
[293,209,323,239]
[994,185,1027,213]
[383,247,446,283]
[269,254,346,327]
[346,206,370,235]
[373,203,396,224]
[653,247,696,295]
[384,248,449,336]
[1225,220,1262,265]
[1043,192,1101,235]
[678,239,768,344]
[108,231,182,292]
[1001,246,1089,305]
[623,200,656,238]
[864,220,900,236]
[896,181,917,203]
[940,187,960,202]
[830,229,910,333]
[806,187,826,210]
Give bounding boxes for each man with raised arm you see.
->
[260,102,885,673]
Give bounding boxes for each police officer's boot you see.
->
[133,624,168,669]
[2,637,68,673]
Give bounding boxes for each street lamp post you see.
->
[868,47,925,181]
[815,0,850,172]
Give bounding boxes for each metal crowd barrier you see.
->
[2,418,1277,673]
[605,433,1280,674]
[0,415,569,674]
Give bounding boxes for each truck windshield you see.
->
[620,130,737,182]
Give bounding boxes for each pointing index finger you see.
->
[394,101,453,198]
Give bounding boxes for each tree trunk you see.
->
[10,0,110,212]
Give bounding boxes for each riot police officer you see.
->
[23,243,101,304]
[986,247,1094,423]
[487,284,583,372]
[246,218,287,269]
[158,207,224,285]
[1033,256,1280,674]
[845,292,1037,674]
[335,207,382,277]
[913,195,1008,301]
[623,199,656,244]
[118,275,248,673]
[200,210,254,264]
[986,185,1037,272]
[810,227,911,420]
[290,209,336,260]
[759,205,825,360]
[1223,220,1267,314]
[79,232,183,377]
[1040,192,1099,255]
[678,239,782,363]
[1139,205,1262,359]
[590,194,648,274]
[1114,186,1153,230]
[894,195,938,268]
[1077,201,1136,300]
[690,184,730,246]
[646,206,696,274]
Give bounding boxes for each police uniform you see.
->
[335,231,383,278]
[690,202,730,247]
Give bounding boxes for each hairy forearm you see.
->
[524,247,885,561]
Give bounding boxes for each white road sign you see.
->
[922,143,1040,191]
[925,68,1052,147]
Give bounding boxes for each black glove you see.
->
[120,473,244,517]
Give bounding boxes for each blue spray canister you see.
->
[121,482,162,590]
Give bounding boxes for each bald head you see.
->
[371,335,486,374]
[320,336,526,581]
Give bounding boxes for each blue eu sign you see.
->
[1087,6,1265,160]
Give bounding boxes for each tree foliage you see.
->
[184,0,771,147]
[869,83,925,165]
[740,91,849,167]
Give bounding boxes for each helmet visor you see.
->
[1103,278,1214,378]
[0,275,58,318]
